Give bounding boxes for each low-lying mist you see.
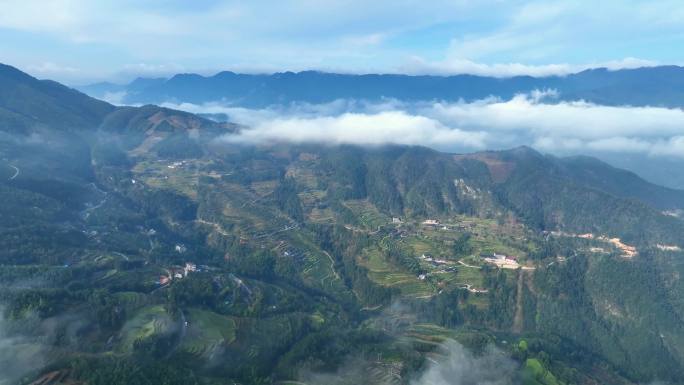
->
[299,339,519,385]
[160,92,684,159]
[411,340,518,385]
[0,308,48,385]
[158,92,684,189]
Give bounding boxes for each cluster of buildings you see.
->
[549,231,639,259]
[456,283,489,294]
[417,254,460,280]
[481,252,523,269]
[577,233,638,258]
[392,218,477,234]
[418,219,475,232]
[663,209,683,218]
[657,244,682,252]
[158,262,197,285]
[167,160,187,169]
[419,253,449,265]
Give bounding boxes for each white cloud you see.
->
[0,0,81,33]
[25,61,80,77]
[411,340,517,385]
[425,94,684,140]
[400,57,659,77]
[341,33,389,47]
[220,111,488,149]
[120,63,188,78]
[2,0,679,83]
[0,0,193,42]
[397,0,665,77]
[298,338,516,385]
[165,92,684,158]
[650,136,684,157]
[0,0,488,50]
[599,57,660,71]
[101,91,128,105]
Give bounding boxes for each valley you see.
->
[2,64,684,385]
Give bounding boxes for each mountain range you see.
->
[79,65,684,108]
[75,66,684,192]
[2,63,684,384]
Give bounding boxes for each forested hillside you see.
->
[2,64,684,385]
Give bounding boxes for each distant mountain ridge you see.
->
[75,65,684,191]
[3,62,684,214]
[78,65,684,107]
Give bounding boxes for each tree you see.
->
[453,233,473,257]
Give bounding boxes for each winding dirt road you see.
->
[458,260,481,269]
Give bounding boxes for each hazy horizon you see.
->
[1,1,683,84]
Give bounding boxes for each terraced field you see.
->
[307,206,336,224]
[200,188,294,245]
[359,247,433,298]
[452,265,485,288]
[343,199,389,229]
[405,323,458,346]
[297,190,326,209]
[404,237,440,256]
[132,160,201,200]
[113,291,150,311]
[281,231,349,297]
[180,308,237,359]
[221,314,309,369]
[95,266,163,290]
[286,163,320,190]
[449,216,532,258]
[118,305,174,352]
[250,180,277,196]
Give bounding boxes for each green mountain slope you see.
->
[0,64,114,133]
[558,155,684,210]
[2,64,684,385]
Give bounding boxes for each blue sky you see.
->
[0,0,682,83]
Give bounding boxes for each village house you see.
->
[657,244,682,251]
[482,252,525,269]
[158,261,198,285]
[185,262,197,275]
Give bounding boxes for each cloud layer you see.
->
[222,111,487,148]
[164,92,684,158]
[298,339,518,385]
[401,57,659,78]
[410,340,518,385]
